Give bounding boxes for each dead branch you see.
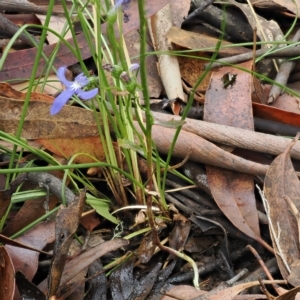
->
[147,111,300,161]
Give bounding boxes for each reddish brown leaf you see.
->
[253,102,300,127]
[5,13,42,26]
[252,83,300,115]
[204,61,264,247]
[38,137,109,164]
[0,82,53,102]
[204,61,254,129]
[79,210,101,232]
[177,51,213,93]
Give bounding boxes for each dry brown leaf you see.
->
[177,52,212,93]
[5,221,55,281]
[0,84,109,163]
[0,96,100,139]
[0,246,15,300]
[48,190,86,297]
[136,231,157,264]
[251,0,299,16]
[264,135,300,285]
[204,61,264,247]
[168,213,191,253]
[38,239,129,294]
[167,27,250,56]
[0,82,54,102]
[275,285,300,300]
[161,285,207,299]
[207,281,267,300]
[37,137,109,164]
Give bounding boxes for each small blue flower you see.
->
[50,67,98,115]
[114,0,124,10]
[129,63,140,72]
[107,0,124,25]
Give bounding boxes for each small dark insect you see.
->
[222,72,237,89]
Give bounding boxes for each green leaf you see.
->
[86,193,119,224]
[153,119,186,128]
[118,138,145,155]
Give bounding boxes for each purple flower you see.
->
[129,63,140,71]
[107,0,124,24]
[114,0,124,10]
[50,67,98,115]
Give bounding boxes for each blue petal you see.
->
[74,73,89,87]
[57,67,73,89]
[130,63,140,71]
[114,0,124,9]
[76,88,99,100]
[50,89,75,115]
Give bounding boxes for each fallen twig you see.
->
[268,28,300,104]
[205,44,300,69]
[148,110,300,161]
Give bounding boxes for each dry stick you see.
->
[0,13,41,47]
[133,121,268,176]
[183,0,215,23]
[268,28,300,104]
[0,2,64,14]
[206,45,300,69]
[147,111,300,161]
[247,245,287,295]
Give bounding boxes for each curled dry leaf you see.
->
[0,246,15,300]
[168,213,191,253]
[264,134,300,285]
[148,4,185,100]
[48,190,86,297]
